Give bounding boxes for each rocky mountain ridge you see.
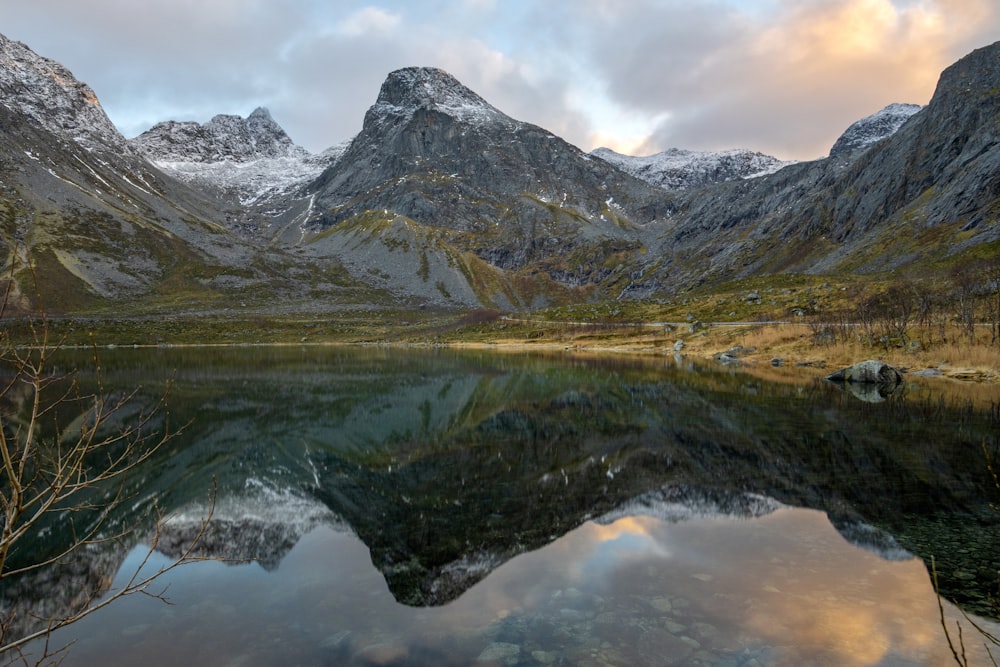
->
[129,107,347,207]
[131,106,308,163]
[0,31,997,314]
[634,41,1000,289]
[591,146,792,190]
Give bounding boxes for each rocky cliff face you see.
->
[828,103,923,156]
[0,33,126,152]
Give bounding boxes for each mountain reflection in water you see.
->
[4,346,999,666]
[37,507,998,666]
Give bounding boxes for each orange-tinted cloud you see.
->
[628,0,1000,158]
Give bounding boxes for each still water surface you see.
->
[10,346,1000,666]
[58,508,988,666]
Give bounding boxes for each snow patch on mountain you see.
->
[154,142,349,206]
[591,146,792,191]
[131,108,349,205]
[0,32,127,150]
[829,103,923,157]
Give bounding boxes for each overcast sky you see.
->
[3,0,998,160]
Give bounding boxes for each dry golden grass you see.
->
[453,318,1000,391]
[677,322,1000,380]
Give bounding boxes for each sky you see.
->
[3,0,999,161]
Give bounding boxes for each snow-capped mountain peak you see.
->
[129,107,348,207]
[364,66,516,129]
[592,146,792,191]
[0,32,127,151]
[131,106,308,164]
[829,102,923,156]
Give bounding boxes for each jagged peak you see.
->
[132,107,306,164]
[364,66,513,128]
[248,106,274,121]
[378,67,491,108]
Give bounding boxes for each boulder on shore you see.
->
[826,360,903,386]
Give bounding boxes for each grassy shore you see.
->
[8,311,993,382]
[434,317,1000,381]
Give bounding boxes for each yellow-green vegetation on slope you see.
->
[5,256,999,387]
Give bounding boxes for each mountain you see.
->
[591,146,791,190]
[828,102,923,156]
[0,33,126,152]
[633,41,1000,289]
[307,67,671,226]
[0,33,374,315]
[1,32,998,314]
[295,66,675,308]
[131,108,346,207]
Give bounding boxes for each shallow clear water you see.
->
[5,346,999,666]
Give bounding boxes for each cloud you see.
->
[2,0,319,138]
[275,16,589,152]
[2,0,998,159]
[335,6,402,36]
[2,0,590,152]
[576,0,1000,159]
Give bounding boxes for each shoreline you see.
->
[5,315,997,384]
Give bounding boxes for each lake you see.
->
[4,346,999,666]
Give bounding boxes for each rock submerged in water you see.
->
[826,360,903,386]
[826,360,903,402]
